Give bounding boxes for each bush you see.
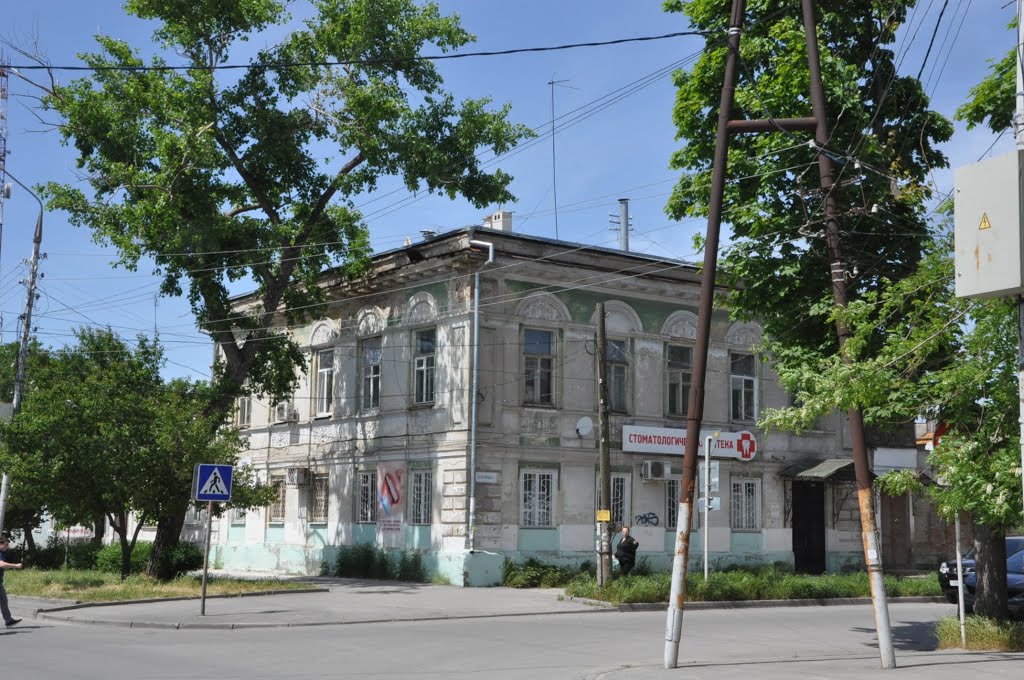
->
[502,558,577,588]
[159,542,205,578]
[95,542,153,575]
[936,616,1024,651]
[334,544,427,582]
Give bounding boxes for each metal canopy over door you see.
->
[791,481,826,574]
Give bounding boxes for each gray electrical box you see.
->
[954,150,1024,299]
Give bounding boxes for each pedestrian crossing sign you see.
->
[193,464,233,502]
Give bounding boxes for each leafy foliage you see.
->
[332,543,426,582]
[96,542,154,575]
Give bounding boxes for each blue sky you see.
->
[0,1,1013,381]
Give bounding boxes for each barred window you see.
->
[521,469,555,527]
[410,470,433,525]
[231,505,247,525]
[361,337,382,411]
[666,345,691,417]
[358,471,377,523]
[414,330,436,404]
[311,473,329,523]
[268,476,286,523]
[611,473,630,524]
[315,349,334,415]
[730,478,761,531]
[666,480,679,528]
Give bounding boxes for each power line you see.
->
[0,31,709,73]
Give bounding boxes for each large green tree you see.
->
[664,0,952,352]
[31,0,531,564]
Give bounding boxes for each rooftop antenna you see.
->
[547,76,579,240]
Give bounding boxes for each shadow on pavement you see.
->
[852,619,938,651]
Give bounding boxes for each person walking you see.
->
[0,536,24,627]
[615,526,639,577]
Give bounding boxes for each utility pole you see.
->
[801,0,894,667]
[663,0,895,669]
[1015,0,1024,523]
[547,78,572,241]
[608,198,632,252]
[596,302,612,586]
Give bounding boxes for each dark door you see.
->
[792,481,826,574]
[881,492,911,568]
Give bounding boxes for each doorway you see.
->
[881,492,911,569]
[792,481,826,574]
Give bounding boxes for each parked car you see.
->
[963,547,1024,618]
[938,536,1024,603]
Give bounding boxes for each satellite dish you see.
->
[575,416,594,438]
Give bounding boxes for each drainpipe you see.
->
[467,238,494,552]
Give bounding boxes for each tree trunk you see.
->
[22,525,35,552]
[972,521,1008,620]
[91,512,106,546]
[147,501,188,580]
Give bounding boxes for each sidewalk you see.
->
[16,578,607,629]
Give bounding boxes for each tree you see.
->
[759,235,1023,619]
[664,0,952,352]
[32,0,531,562]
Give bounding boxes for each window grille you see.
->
[521,469,555,527]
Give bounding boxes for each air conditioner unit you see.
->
[287,467,310,486]
[641,460,670,482]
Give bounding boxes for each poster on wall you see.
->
[377,461,406,547]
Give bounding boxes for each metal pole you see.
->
[664,0,746,669]
[800,0,895,668]
[467,239,494,552]
[954,513,967,647]
[548,79,566,240]
[618,198,630,252]
[703,435,711,580]
[200,500,213,615]
[596,303,612,586]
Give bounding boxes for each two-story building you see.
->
[210,218,954,584]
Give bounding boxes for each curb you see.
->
[32,586,330,615]
[563,595,948,612]
[34,606,617,630]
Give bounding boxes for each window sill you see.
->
[267,521,285,526]
[522,403,557,410]
[409,402,435,410]
[313,414,333,421]
[730,528,762,533]
[308,521,328,526]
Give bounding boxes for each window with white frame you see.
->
[361,337,382,411]
[236,394,252,428]
[523,329,554,406]
[357,471,377,523]
[315,348,334,416]
[268,476,286,523]
[666,480,679,528]
[413,329,436,404]
[310,473,329,523]
[231,505,247,525]
[409,469,433,525]
[520,468,556,527]
[666,345,692,417]
[730,353,758,421]
[606,339,629,413]
[730,478,761,531]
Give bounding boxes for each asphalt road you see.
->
[3,602,1021,679]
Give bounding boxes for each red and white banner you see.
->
[622,425,757,461]
[376,462,405,547]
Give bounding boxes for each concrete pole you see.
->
[955,513,967,647]
[596,303,612,586]
[0,475,9,536]
[618,198,630,252]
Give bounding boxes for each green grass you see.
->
[562,566,942,605]
[936,616,1024,651]
[5,569,316,603]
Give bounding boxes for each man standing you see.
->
[0,537,23,627]
[614,526,639,577]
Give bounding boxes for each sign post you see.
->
[192,464,233,616]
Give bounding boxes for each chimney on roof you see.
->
[483,210,512,232]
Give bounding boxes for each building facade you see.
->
[210,224,952,584]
